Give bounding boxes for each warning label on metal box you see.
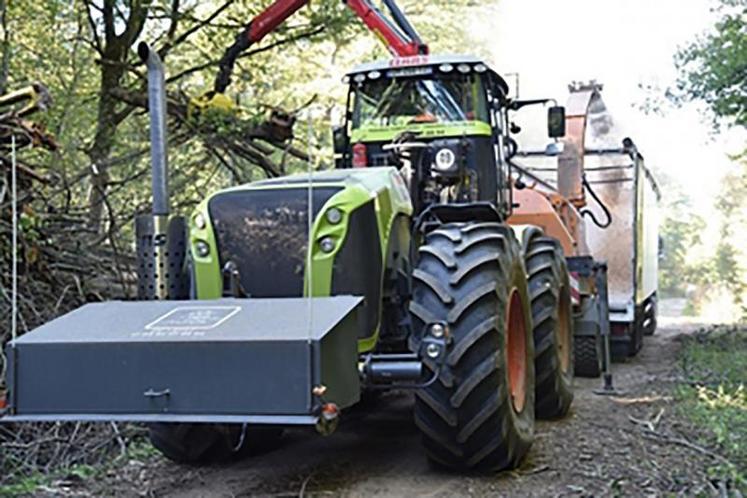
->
[143,306,240,331]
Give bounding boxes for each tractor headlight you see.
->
[426,343,441,359]
[434,148,457,172]
[325,207,342,224]
[430,323,447,338]
[194,240,210,257]
[319,237,336,253]
[194,213,207,230]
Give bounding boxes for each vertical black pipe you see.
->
[137,42,170,299]
[138,42,169,217]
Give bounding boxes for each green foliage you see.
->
[1,0,485,219]
[677,327,747,491]
[711,156,747,315]
[0,0,486,248]
[0,472,48,497]
[667,1,747,316]
[674,0,747,128]
[658,215,705,297]
[0,433,158,494]
[656,171,708,297]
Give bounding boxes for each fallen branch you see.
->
[110,87,310,178]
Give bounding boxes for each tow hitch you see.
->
[359,321,451,390]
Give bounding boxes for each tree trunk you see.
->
[87,60,124,232]
[0,0,10,94]
[85,0,148,233]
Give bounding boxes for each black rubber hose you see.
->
[581,174,612,229]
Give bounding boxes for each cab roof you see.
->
[347,54,509,95]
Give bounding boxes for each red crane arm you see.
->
[213,0,427,93]
[345,0,425,58]
[247,0,310,42]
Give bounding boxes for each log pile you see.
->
[0,84,138,485]
[0,83,311,486]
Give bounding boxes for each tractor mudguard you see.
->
[2,297,362,425]
[419,202,502,226]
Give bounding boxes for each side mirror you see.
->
[547,106,566,138]
[332,125,346,169]
[332,125,346,155]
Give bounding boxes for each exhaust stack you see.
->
[138,42,169,216]
[136,42,180,300]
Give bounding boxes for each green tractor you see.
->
[150,53,569,469]
[2,48,575,472]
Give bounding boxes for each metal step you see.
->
[2,297,362,424]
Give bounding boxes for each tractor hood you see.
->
[188,167,412,351]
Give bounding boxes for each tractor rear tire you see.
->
[410,222,534,471]
[523,231,574,419]
[148,423,282,464]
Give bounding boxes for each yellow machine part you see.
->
[188,92,236,121]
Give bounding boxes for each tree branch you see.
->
[158,0,234,58]
[83,0,103,55]
[165,25,325,84]
[166,0,181,41]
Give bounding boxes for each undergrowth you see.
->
[0,424,153,495]
[676,326,747,492]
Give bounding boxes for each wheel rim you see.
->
[557,286,572,373]
[505,289,527,413]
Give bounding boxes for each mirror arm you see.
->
[508,98,555,111]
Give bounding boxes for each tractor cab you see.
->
[336,55,513,216]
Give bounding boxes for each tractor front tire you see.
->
[410,222,534,471]
[148,423,282,464]
[523,231,574,419]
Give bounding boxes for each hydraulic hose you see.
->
[580,174,612,229]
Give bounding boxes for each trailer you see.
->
[583,142,660,358]
[514,82,660,361]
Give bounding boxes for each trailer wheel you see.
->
[148,423,282,464]
[523,231,574,419]
[573,335,602,377]
[410,222,534,471]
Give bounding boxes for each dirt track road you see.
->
[105,310,715,497]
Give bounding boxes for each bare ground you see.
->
[69,306,720,497]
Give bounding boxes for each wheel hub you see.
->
[505,289,527,413]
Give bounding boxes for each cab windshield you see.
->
[351,73,489,129]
